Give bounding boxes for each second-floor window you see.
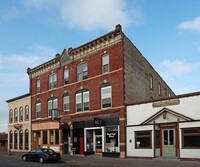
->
[49,73,57,90]
[76,90,89,112]
[64,69,69,85]
[14,108,18,122]
[77,63,88,81]
[9,110,13,123]
[25,106,29,121]
[101,84,112,108]
[63,94,69,111]
[48,98,58,117]
[102,54,109,73]
[36,102,41,119]
[36,79,40,93]
[19,107,23,122]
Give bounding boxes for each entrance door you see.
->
[162,129,176,157]
[95,135,102,153]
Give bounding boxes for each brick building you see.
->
[27,24,174,158]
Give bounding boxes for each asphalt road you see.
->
[0,151,200,167]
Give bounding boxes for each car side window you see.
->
[30,149,36,153]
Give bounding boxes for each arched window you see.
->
[14,108,18,122]
[25,129,29,150]
[19,130,23,150]
[101,83,112,109]
[9,109,13,123]
[19,107,23,122]
[25,105,29,121]
[76,90,89,112]
[49,73,57,89]
[9,131,13,149]
[77,63,88,81]
[14,130,18,149]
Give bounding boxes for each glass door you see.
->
[162,129,176,157]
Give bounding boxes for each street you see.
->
[0,151,200,167]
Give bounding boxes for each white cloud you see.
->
[60,0,140,31]
[177,16,200,32]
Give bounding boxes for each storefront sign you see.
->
[153,98,180,108]
[94,118,102,127]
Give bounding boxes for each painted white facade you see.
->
[126,93,200,160]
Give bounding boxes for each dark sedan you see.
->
[22,148,61,163]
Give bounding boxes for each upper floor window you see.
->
[48,98,58,117]
[63,94,69,111]
[77,63,88,81]
[102,54,109,73]
[149,74,153,90]
[101,83,112,109]
[49,73,57,90]
[36,79,40,93]
[25,105,29,121]
[158,82,161,96]
[14,108,18,122]
[36,102,41,119]
[64,69,69,85]
[19,107,23,122]
[76,90,89,112]
[9,109,13,123]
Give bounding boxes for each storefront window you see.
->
[25,130,29,150]
[50,130,54,144]
[55,129,59,144]
[43,131,47,144]
[86,130,93,151]
[105,126,119,152]
[135,131,152,149]
[182,128,200,148]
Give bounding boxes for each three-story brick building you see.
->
[27,25,174,158]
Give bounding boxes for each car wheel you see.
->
[39,157,44,163]
[22,156,27,161]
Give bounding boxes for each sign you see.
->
[153,98,180,108]
[94,118,102,127]
[14,123,22,130]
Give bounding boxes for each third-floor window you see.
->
[102,54,109,73]
[49,73,57,90]
[36,79,40,93]
[64,69,69,85]
[77,63,88,81]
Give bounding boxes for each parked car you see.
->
[22,148,61,163]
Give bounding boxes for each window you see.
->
[19,107,23,122]
[158,82,161,96]
[9,131,13,149]
[43,131,47,144]
[102,54,109,73]
[48,98,58,117]
[36,79,40,93]
[182,128,200,148]
[9,110,13,123]
[14,130,18,149]
[76,90,89,112]
[77,63,88,81]
[49,73,57,89]
[135,131,152,148]
[50,130,54,144]
[19,130,23,150]
[36,102,41,119]
[55,129,59,144]
[101,84,112,108]
[149,74,153,90]
[64,69,69,85]
[63,94,69,111]
[14,108,18,122]
[25,130,29,150]
[25,106,29,121]
[164,88,167,96]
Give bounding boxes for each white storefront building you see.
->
[126,92,200,160]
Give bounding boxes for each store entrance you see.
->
[95,129,102,153]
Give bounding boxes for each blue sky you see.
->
[1,0,200,132]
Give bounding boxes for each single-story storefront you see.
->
[126,92,200,160]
